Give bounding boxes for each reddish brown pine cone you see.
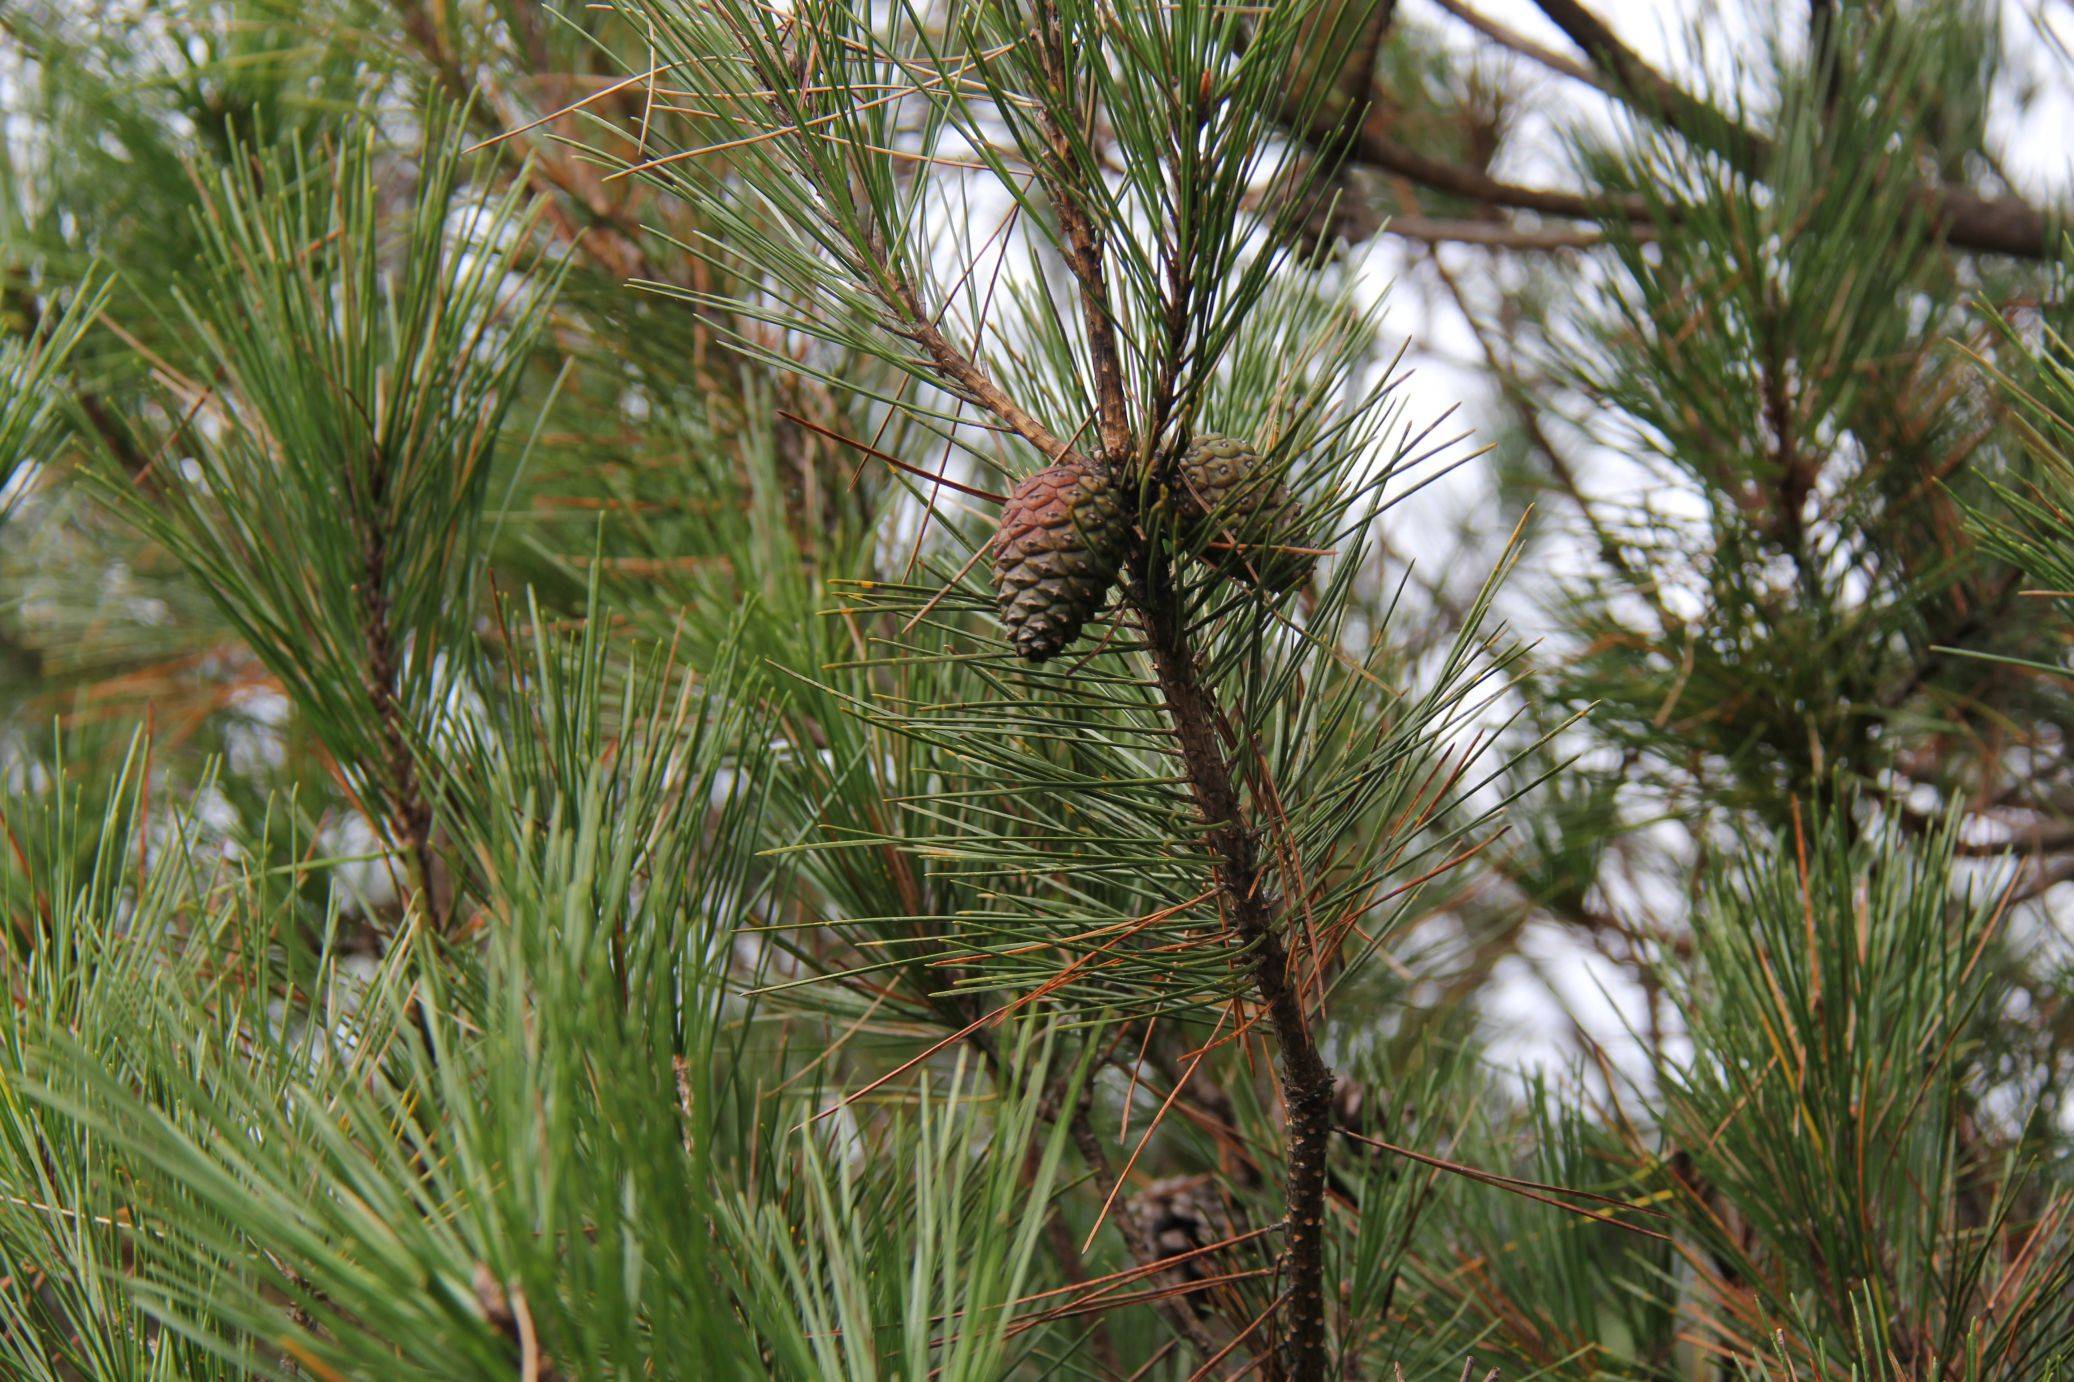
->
[1170,433,1317,592]
[989,459,1128,662]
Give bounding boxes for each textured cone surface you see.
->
[990,460,1127,662]
[1125,1175,1240,1319]
[1172,433,1317,591]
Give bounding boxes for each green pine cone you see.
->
[990,460,1128,662]
[1170,433,1316,592]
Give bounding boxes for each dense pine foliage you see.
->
[1,1,2071,1376]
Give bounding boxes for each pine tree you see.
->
[0,2,2070,1378]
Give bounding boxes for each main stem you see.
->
[355,448,444,939]
[1127,551,1336,1380]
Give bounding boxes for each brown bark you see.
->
[353,448,445,938]
[1127,554,1337,1380]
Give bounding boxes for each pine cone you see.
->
[1170,434,1317,591]
[1125,1174,1237,1315]
[990,460,1127,662]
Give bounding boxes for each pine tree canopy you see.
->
[3,1,2073,1377]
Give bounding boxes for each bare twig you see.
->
[1526,0,1765,167]
[1426,0,1608,91]
[1386,214,1635,249]
[1349,122,1650,224]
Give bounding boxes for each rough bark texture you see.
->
[1128,551,1336,1380]
[354,448,444,937]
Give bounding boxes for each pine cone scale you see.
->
[1169,433,1317,592]
[990,460,1127,662]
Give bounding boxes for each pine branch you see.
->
[1525,0,2057,258]
[1348,123,1650,225]
[1425,0,1608,92]
[843,128,1338,1382]
[1124,552,1336,1381]
[972,9,1341,1363]
[1385,216,1634,250]
[872,240,1090,468]
[351,444,445,938]
[1318,0,2062,258]
[1031,7,1131,465]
